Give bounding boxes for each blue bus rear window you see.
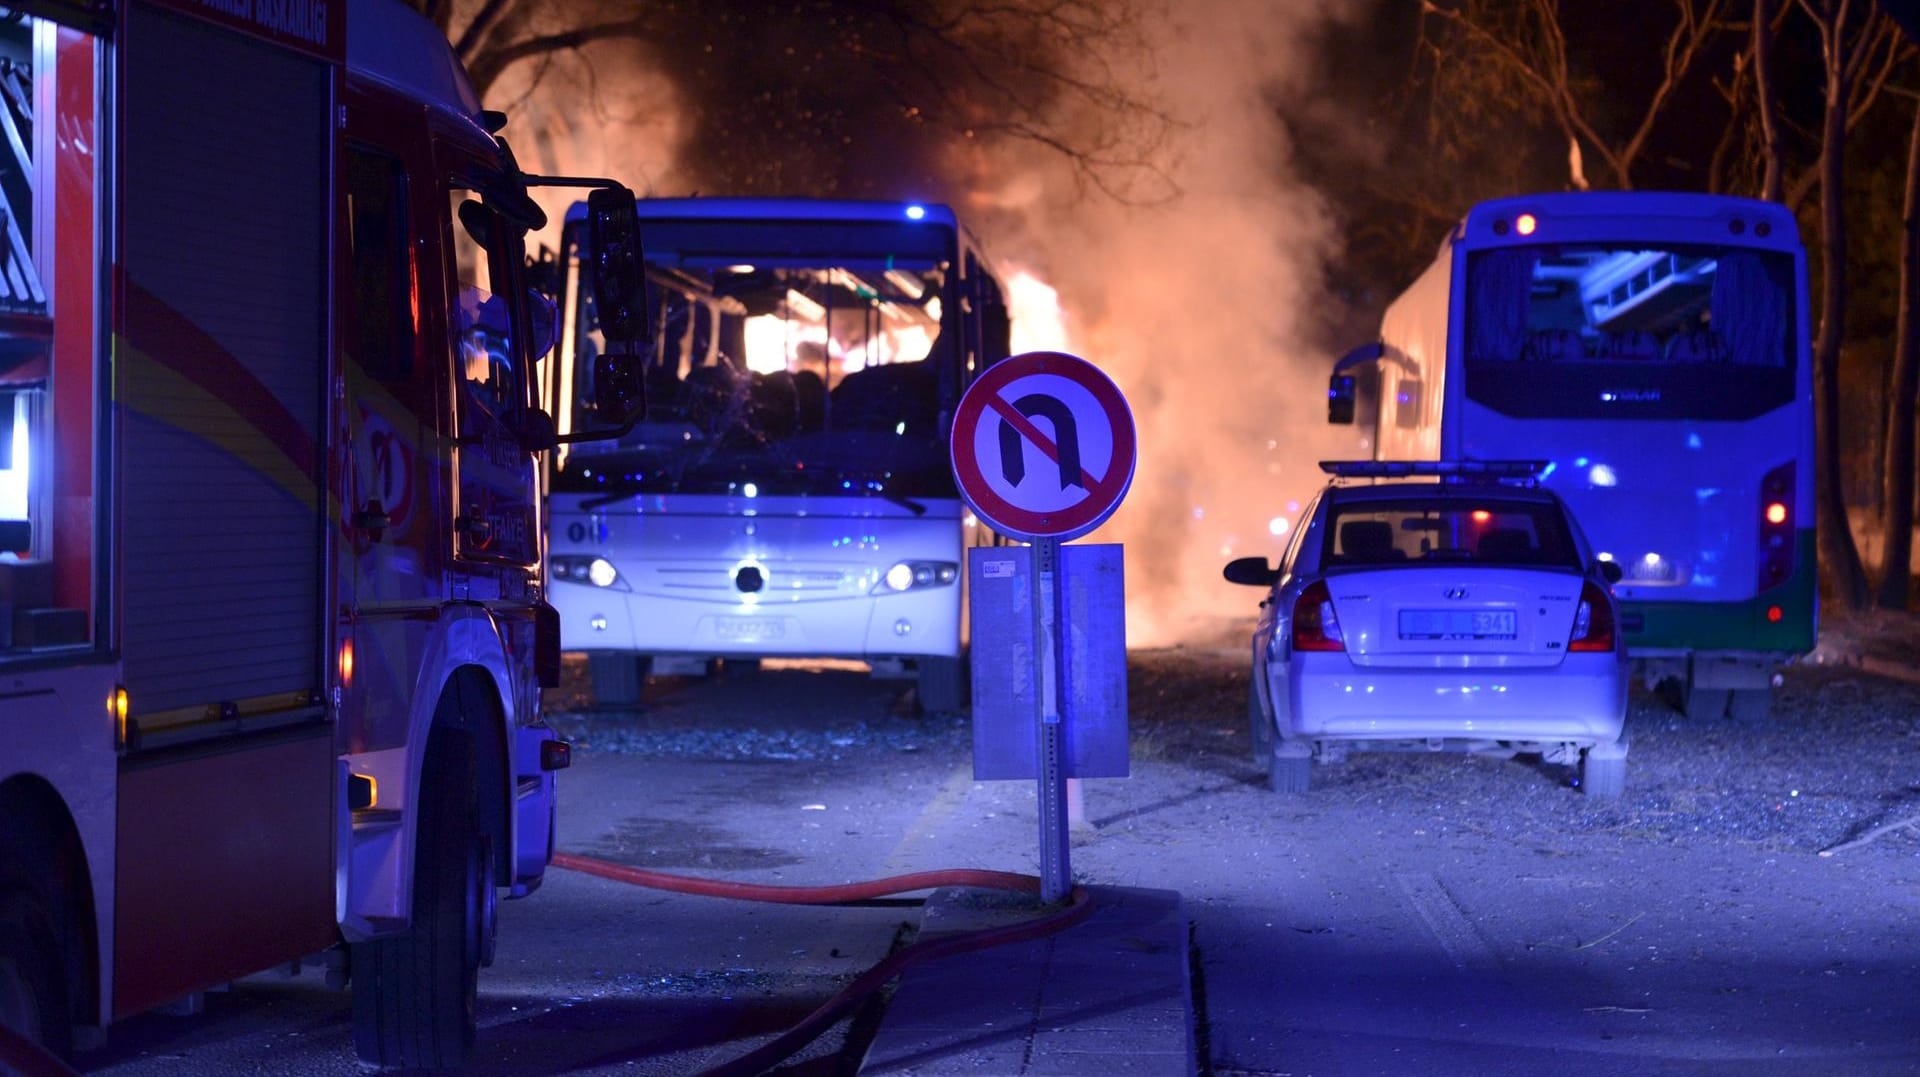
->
[1462,244,1797,420]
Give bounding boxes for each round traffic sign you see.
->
[950,350,1136,541]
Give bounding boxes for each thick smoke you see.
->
[488,0,1369,647]
[490,36,686,248]
[974,0,1367,646]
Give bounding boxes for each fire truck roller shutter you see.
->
[108,8,338,1019]
[119,5,328,717]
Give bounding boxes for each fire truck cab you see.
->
[0,0,644,1069]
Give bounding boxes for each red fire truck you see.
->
[0,0,643,1069]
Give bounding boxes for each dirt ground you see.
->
[535,607,1920,1075]
[1124,608,1920,857]
[551,607,1920,859]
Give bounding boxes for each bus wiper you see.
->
[579,489,645,512]
[881,492,927,516]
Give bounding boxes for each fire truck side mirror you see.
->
[1328,374,1356,425]
[509,406,559,454]
[586,185,648,349]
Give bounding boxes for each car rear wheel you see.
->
[1580,748,1627,798]
[1267,743,1311,794]
[588,652,651,708]
[1247,679,1273,767]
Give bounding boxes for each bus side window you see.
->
[1394,378,1422,429]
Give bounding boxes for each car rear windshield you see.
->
[1320,497,1582,571]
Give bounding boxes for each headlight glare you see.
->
[551,553,628,590]
[884,562,916,591]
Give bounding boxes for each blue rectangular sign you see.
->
[969,543,1129,780]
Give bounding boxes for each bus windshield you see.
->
[555,221,956,503]
[1462,243,1797,421]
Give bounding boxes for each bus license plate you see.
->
[1399,609,1517,641]
[715,616,784,641]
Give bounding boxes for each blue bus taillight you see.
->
[1758,461,1795,590]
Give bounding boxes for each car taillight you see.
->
[1758,461,1795,591]
[1568,579,1616,652]
[1291,580,1346,652]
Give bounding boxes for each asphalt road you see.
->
[79,648,1920,1076]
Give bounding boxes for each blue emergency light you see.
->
[1319,460,1549,484]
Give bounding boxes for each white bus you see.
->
[543,198,1011,710]
[1329,192,1815,721]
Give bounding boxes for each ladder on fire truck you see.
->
[0,50,44,311]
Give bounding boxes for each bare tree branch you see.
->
[1417,0,1729,190]
[1754,0,1784,200]
[452,0,514,66]
[465,17,662,98]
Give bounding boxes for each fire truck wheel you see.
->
[0,882,71,1064]
[351,731,484,1070]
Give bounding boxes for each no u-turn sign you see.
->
[950,351,1136,541]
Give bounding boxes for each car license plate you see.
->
[714,616,784,641]
[1398,608,1516,641]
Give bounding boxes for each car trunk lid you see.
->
[1324,567,1587,668]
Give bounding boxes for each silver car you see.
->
[1225,461,1630,796]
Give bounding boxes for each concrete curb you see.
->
[859,885,1194,1076]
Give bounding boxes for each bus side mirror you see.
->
[586,185,648,349]
[592,353,645,422]
[983,299,1011,366]
[560,185,649,440]
[1328,374,1355,425]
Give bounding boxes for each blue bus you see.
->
[542,198,1011,709]
[1330,192,1815,720]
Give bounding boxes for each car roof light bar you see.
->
[1318,460,1549,482]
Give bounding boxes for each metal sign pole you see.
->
[952,351,1134,905]
[1032,536,1070,902]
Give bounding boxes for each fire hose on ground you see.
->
[0,859,1091,1077]
[550,852,1093,1077]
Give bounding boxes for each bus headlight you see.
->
[552,553,628,590]
[874,560,959,594]
[885,563,915,592]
